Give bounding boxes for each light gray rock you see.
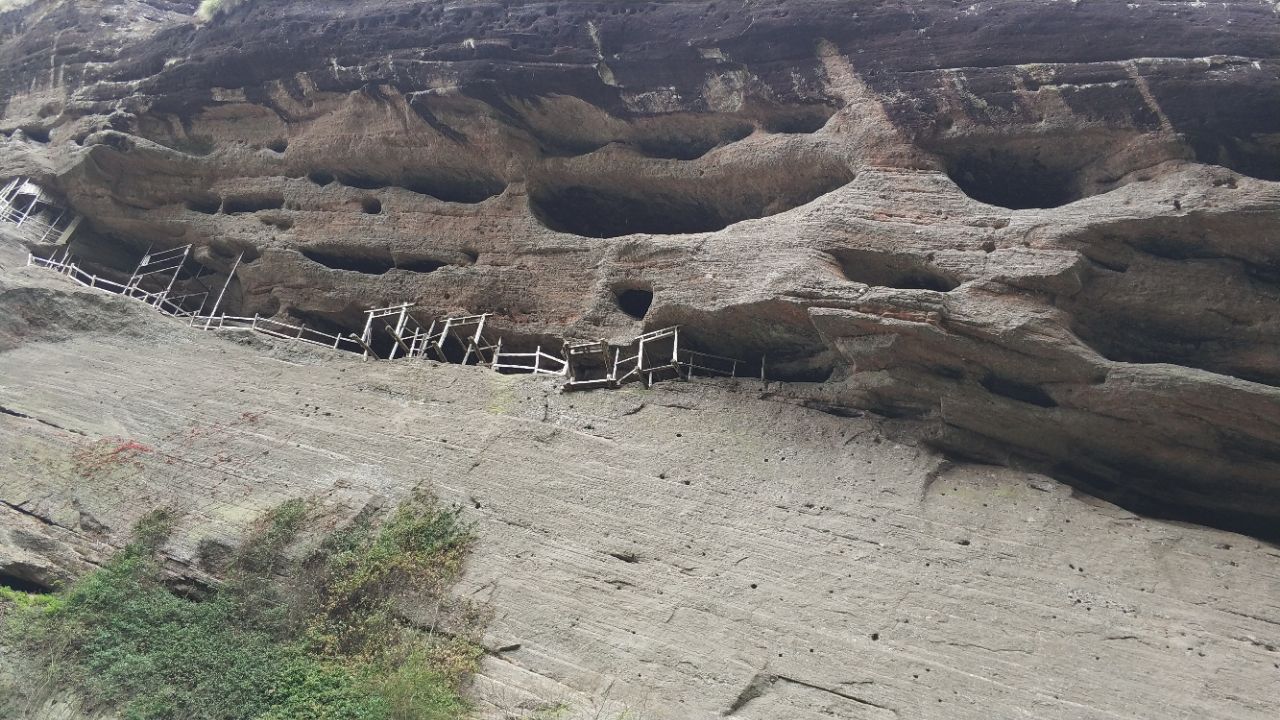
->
[1,267,1277,719]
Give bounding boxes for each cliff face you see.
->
[5,0,1280,536]
[3,262,1280,720]
[3,2,1280,717]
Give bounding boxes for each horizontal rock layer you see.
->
[1,3,1278,544]
[1,265,1279,719]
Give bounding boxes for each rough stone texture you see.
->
[1,262,1279,719]
[2,1,1280,716]
[3,0,1280,535]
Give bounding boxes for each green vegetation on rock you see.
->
[1,492,483,720]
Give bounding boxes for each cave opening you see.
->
[266,138,288,153]
[829,249,960,292]
[361,197,382,214]
[223,193,285,214]
[529,164,854,239]
[531,186,727,238]
[308,171,335,185]
[396,257,447,273]
[22,126,51,144]
[946,152,1078,209]
[336,174,384,190]
[761,111,830,135]
[401,174,505,204]
[631,122,753,160]
[186,195,221,214]
[0,570,53,594]
[615,287,653,320]
[301,247,395,275]
[980,375,1058,408]
[332,173,505,204]
[1186,132,1280,182]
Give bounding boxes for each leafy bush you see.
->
[2,492,482,720]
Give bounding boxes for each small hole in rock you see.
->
[615,288,653,320]
[361,197,382,214]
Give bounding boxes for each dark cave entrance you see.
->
[531,186,728,238]
[829,249,960,292]
[615,287,654,320]
[301,247,396,275]
[0,570,53,594]
[946,153,1079,209]
[1186,131,1280,182]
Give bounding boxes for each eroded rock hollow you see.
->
[2,0,1280,608]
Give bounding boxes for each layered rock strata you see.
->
[2,1,1279,532]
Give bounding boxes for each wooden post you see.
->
[385,322,413,357]
[760,354,767,382]
[160,245,190,302]
[127,243,153,290]
[350,332,377,358]
[41,209,65,243]
[534,345,541,374]
[206,252,242,330]
[360,309,376,359]
[388,303,410,360]
[55,215,81,245]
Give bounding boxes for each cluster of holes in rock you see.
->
[828,249,960,291]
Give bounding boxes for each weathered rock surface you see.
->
[2,1,1280,716]
[4,0,1280,536]
[2,264,1279,719]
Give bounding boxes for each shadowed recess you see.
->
[829,249,960,291]
[615,287,653,320]
[946,151,1079,209]
[529,165,854,238]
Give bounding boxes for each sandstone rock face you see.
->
[1,1,1280,715]
[1,263,1279,720]
[2,1,1280,534]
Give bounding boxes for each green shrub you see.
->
[2,492,482,720]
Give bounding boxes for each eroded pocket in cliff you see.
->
[828,249,960,291]
[528,161,854,238]
[927,132,1150,210]
[333,172,506,204]
[942,147,1081,209]
[1062,245,1280,387]
[299,246,466,276]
